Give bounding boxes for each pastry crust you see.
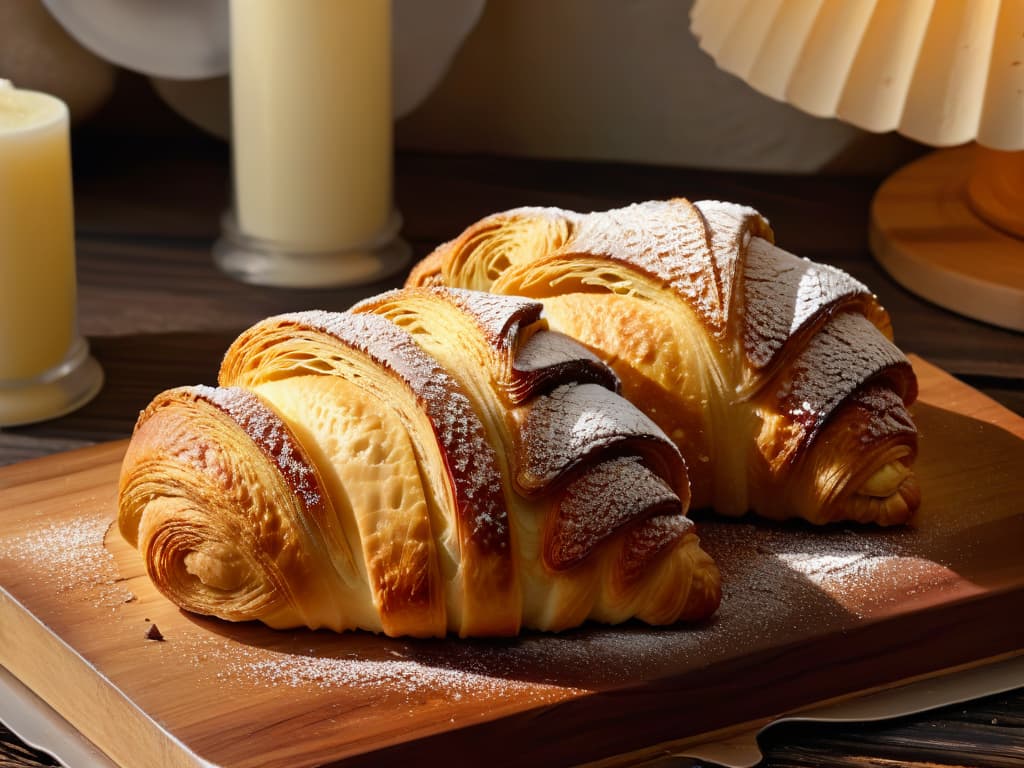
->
[409,199,920,526]
[118,287,721,636]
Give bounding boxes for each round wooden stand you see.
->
[869,144,1024,332]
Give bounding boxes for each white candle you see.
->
[0,80,77,382]
[229,0,392,251]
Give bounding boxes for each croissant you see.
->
[407,199,920,526]
[118,287,721,637]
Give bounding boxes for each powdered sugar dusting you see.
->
[433,286,541,347]
[567,199,726,327]
[509,330,619,403]
[554,199,768,338]
[0,505,966,708]
[619,514,693,586]
[352,286,542,357]
[515,330,604,373]
[275,311,510,555]
[522,519,954,678]
[706,521,950,618]
[517,383,680,491]
[191,625,647,695]
[692,200,773,336]
[742,237,873,370]
[779,312,911,443]
[549,457,680,569]
[199,519,960,694]
[0,512,132,608]
[773,548,892,585]
[852,386,916,443]
[190,385,324,511]
[489,205,578,230]
[221,645,577,700]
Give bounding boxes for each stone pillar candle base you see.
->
[213,208,412,289]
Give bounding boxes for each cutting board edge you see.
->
[5,589,1023,768]
[0,586,214,768]
[140,580,1023,768]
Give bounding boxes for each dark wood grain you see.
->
[758,688,1024,768]
[0,732,57,768]
[0,131,1022,766]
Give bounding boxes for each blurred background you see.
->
[1,0,925,174]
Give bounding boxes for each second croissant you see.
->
[408,199,920,527]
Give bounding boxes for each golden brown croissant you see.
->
[118,287,721,637]
[407,199,920,526]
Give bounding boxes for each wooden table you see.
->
[1,130,1023,767]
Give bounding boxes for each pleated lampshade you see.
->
[692,0,1024,330]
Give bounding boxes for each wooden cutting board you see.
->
[1,356,1022,768]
